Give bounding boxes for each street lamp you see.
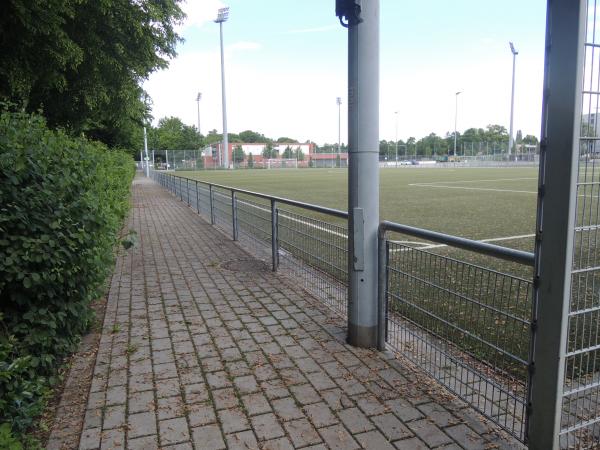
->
[336,97,342,168]
[509,42,518,161]
[454,91,462,156]
[215,7,229,169]
[394,111,399,166]
[196,92,202,136]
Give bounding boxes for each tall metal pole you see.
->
[394,111,399,166]
[454,91,461,156]
[339,0,380,348]
[527,1,586,447]
[215,8,229,169]
[196,92,202,136]
[509,42,518,161]
[337,97,342,167]
[143,126,149,177]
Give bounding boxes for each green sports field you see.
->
[179,166,538,251]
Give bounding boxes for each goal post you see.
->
[266,158,298,169]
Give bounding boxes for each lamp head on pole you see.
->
[456,91,462,97]
[215,7,229,23]
[196,92,202,102]
[509,41,518,56]
[336,97,342,106]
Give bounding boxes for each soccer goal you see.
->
[266,158,298,169]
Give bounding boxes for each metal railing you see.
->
[377,221,536,442]
[152,170,349,317]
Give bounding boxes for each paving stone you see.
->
[100,428,125,449]
[191,424,226,450]
[385,398,424,422]
[406,418,453,447]
[129,391,155,414]
[271,397,304,421]
[158,395,185,420]
[207,371,232,389]
[251,413,285,441]
[225,430,259,450]
[444,423,488,450]
[234,375,259,394]
[79,427,101,450]
[159,417,190,446]
[128,411,157,439]
[213,388,239,410]
[260,437,294,450]
[103,405,126,430]
[187,402,217,427]
[83,408,102,430]
[372,413,413,441]
[241,392,271,416]
[218,407,250,434]
[393,437,430,449]
[106,385,127,406]
[289,383,321,405]
[354,430,396,450]
[127,435,159,450]
[318,424,360,450]
[303,402,338,428]
[339,406,374,431]
[283,418,322,447]
[162,443,193,450]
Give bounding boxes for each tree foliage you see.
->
[0,0,184,151]
[149,117,202,150]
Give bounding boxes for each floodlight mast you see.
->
[454,91,462,156]
[394,111,399,166]
[509,42,518,161]
[337,97,342,166]
[196,92,202,136]
[215,7,229,169]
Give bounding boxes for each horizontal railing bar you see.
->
[168,174,349,219]
[380,221,535,266]
[563,377,600,397]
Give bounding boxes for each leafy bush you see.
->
[0,109,134,440]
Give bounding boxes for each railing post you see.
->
[231,191,238,241]
[179,177,183,201]
[377,228,387,351]
[196,180,200,214]
[186,178,190,205]
[209,185,215,225]
[528,1,586,448]
[271,199,278,271]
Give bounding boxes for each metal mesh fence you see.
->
[382,236,534,441]
[560,1,600,446]
[278,208,348,316]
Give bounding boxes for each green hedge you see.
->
[0,109,135,444]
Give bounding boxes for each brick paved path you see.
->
[69,177,521,450]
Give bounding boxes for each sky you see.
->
[143,0,548,146]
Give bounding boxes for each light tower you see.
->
[196,92,202,136]
[509,42,518,160]
[215,7,229,168]
[394,111,399,166]
[454,91,462,156]
[337,97,342,167]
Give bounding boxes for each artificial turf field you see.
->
[179,166,538,252]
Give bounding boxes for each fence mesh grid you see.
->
[560,1,600,446]
[383,239,534,441]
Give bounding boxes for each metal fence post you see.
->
[209,185,215,225]
[528,1,585,448]
[377,228,387,351]
[179,177,183,201]
[186,178,190,205]
[231,191,238,241]
[271,199,278,271]
[196,180,200,214]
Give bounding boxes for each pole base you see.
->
[347,323,378,349]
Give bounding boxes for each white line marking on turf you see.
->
[408,184,538,194]
[391,233,535,252]
[412,177,537,185]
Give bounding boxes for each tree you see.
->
[262,142,277,159]
[0,0,184,152]
[296,147,304,161]
[239,130,267,143]
[276,136,297,143]
[247,153,254,168]
[282,146,293,159]
[233,145,245,163]
[522,134,539,145]
[150,117,202,150]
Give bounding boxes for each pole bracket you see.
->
[336,0,362,28]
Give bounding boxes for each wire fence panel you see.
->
[383,239,534,441]
[235,195,272,260]
[560,2,600,446]
[212,188,233,232]
[277,208,348,317]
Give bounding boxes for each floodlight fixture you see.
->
[215,7,229,23]
[196,92,202,102]
[509,41,518,56]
